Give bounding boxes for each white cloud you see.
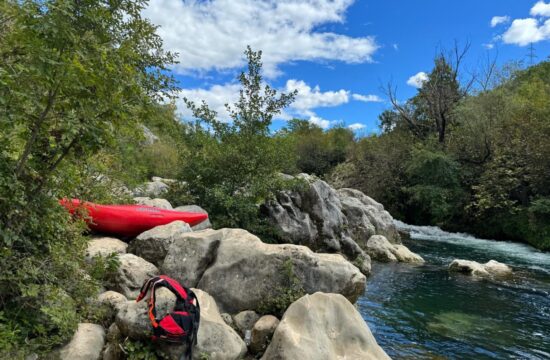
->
[308,115,333,129]
[143,0,378,78]
[407,72,429,88]
[483,43,495,49]
[531,1,550,17]
[491,16,510,27]
[285,79,349,115]
[392,43,399,51]
[502,18,550,46]
[177,79,357,125]
[176,83,241,121]
[348,123,366,130]
[352,94,383,103]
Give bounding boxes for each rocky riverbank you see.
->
[55,175,423,359]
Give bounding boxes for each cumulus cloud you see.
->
[491,16,510,27]
[352,94,383,103]
[502,18,550,46]
[497,1,550,46]
[308,115,333,129]
[348,123,366,130]
[176,83,241,121]
[143,0,378,77]
[177,79,366,125]
[407,72,429,88]
[285,79,349,115]
[531,1,550,17]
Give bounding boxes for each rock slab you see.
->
[185,228,366,313]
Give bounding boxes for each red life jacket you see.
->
[136,276,200,358]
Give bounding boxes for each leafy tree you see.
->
[403,147,465,224]
[177,47,297,233]
[281,119,354,176]
[0,0,175,354]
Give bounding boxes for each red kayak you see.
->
[60,199,208,238]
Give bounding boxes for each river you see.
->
[358,221,550,359]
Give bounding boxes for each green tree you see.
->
[178,47,296,233]
[0,0,175,354]
[281,119,355,176]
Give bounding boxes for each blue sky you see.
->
[143,0,550,134]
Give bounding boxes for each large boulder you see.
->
[85,237,127,261]
[133,197,172,209]
[161,230,222,288]
[366,235,424,264]
[59,323,105,360]
[250,315,279,355]
[175,205,212,231]
[449,259,512,278]
[116,287,246,360]
[128,221,193,267]
[337,188,400,243]
[262,175,407,272]
[262,293,390,360]
[112,254,159,299]
[262,174,362,258]
[175,228,366,313]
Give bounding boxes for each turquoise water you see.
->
[358,222,550,359]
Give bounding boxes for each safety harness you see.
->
[136,276,200,359]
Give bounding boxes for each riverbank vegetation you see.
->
[329,59,550,251]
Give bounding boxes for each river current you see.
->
[358,221,550,359]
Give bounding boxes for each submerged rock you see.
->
[59,323,105,360]
[449,259,512,277]
[261,293,390,360]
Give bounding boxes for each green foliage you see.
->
[122,339,160,360]
[174,47,296,235]
[281,119,355,176]
[339,60,550,250]
[258,259,305,317]
[403,147,464,224]
[0,0,175,355]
